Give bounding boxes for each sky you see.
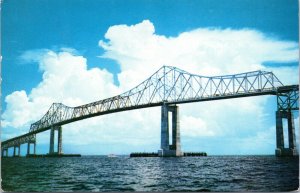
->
[1,0,299,155]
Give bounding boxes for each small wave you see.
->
[168,188,211,192]
[144,183,163,188]
[71,183,93,191]
[2,155,299,192]
[196,188,211,192]
[232,178,248,183]
[116,186,136,191]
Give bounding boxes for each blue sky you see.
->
[2,0,298,100]
[1,0,299,155]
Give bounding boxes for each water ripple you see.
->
[2,155,299,191]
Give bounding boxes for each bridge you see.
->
[1,66,299,157]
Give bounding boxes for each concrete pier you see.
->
[160,103,169,151]
[49,127,55,154]
[57,126,63,154]
[27,143,30,155]
[288,112,296,149]
[275,111,297,156]
[13,145,20,157]
[27,141,36,156]
[159,104,183,157]
[276,111,284,150]
[34,141,36,155]
[49,126,63,155]
[2,148,8,157]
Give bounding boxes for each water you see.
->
[1,155,299,192]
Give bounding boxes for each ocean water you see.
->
[1,155,299,192]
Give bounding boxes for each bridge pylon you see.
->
[275,111,297,156]
[275,86,299,156]
[13,145,20,157]
[26,140,36,156]
[48,126,63,155]
[158,103,183,157]
[2,148,8,157]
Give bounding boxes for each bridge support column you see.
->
[13,146,16,157]
[160,103,169,151]
[27,141,37,156]
[2,148,8,157]
[49,126,63,155]
[27,142,30,155]
[275,111,297,156]
[34,141,36,155]
[276,111,284,151]
[49,127,55,154]
[158,104,182,157]
[287,112,296,150]
[13,145,20,157]
[57,126,62,154]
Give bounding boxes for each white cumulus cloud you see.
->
[3,50,119,132]
[99,20,298,91]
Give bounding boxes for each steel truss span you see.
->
[2,66,299,147]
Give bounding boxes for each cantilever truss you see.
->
[29,66,283,134]
[1,134,35,149]
[2,66,297,148]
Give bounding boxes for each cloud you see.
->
[2,20,298,155]
[2,90,32,128]
[3,50,119,131]
[99,20,298,91]
[18,49,50,65]
[181,116,214,137]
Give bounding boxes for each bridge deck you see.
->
[2,85,298,146]
[1,66,299,147]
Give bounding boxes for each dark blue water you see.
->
[1,155,299,192]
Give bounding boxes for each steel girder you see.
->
[2,66,296,147]
[277,85,299,111]
[28,66,284,133]
[1,134,35,149]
